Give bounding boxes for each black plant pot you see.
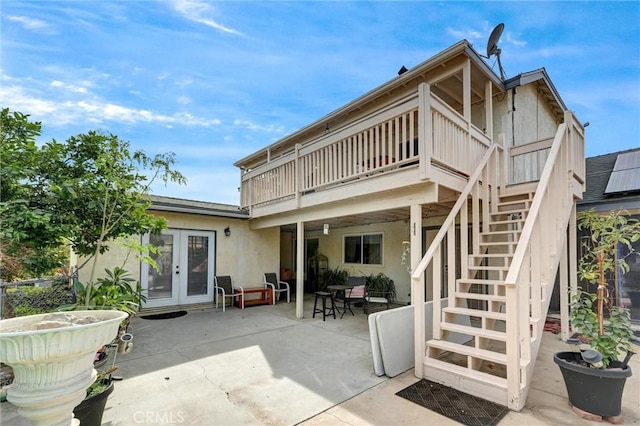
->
[554,351,632,417]
[73,381,114,426]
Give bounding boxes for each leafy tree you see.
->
[0,108,67,279]
[573,209,640,365]
[0,108,186,292]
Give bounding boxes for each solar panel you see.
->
[604,150,640,194]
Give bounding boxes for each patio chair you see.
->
[263,273,290,304]
[363,280,393,315]
[214,275,244,311]
[341,284,365,318]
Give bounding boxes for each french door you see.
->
[141,229,216,308]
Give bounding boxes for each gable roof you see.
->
[503,68,566,120]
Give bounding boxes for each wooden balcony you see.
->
[239,84,492,216]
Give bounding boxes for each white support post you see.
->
[295,144,301,207]
[433,247,442,340]
[418,83,432,180]
[460,198,469,280]
[410,203,424,378]
[447,222,456,306]
[296,221,305,319]
[563,205,577,339]
[485,80,493,138]
[560,226,569,341]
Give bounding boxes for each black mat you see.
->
[140,310,187,320]
[396,379,508,426]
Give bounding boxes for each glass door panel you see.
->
[187,235,209,297]
[179,230,214,304]
[149,233,175,300]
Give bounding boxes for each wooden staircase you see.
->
[422,190,536,406]
[412,112,585,411]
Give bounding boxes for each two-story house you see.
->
[234,39,585,410]
[80,38,585,411]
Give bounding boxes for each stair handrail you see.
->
[502,112,578,410]
[503,121,568,288]
[411,143,502,280]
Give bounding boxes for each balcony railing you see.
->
[240,85,492,210]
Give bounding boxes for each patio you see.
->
[2,295,639,425]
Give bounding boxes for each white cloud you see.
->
[50,80,89,94]
[233,119,284,134]
[8,15,49,31]
[505,33,527,48]
[1,84,222,128]
[172,0,242,35]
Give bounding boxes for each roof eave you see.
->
[504,68,567,112]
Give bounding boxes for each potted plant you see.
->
[72,367,117,426]
[59,266,146,425]
[320,267,349,290]
[554,209,640,421]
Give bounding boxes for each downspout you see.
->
[511,87,517,147]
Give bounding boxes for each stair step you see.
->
[498,192,534,203]
[491,210,527,218]
[470,253,514,259]
[458,278,505,286]
[422,356,509,406]
[482,229,522,237]
[488,218,525,227]
[439,322,507,341]
[427,339,507,365]
[469,254,512,268]
[479,241,518,247]
[455,291,507,303]
[443,306,507,321]
[468,265,509,271]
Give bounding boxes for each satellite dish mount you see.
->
[486,23,506,80]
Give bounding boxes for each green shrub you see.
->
[5,279,74,318]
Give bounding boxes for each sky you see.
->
[2,1,639,205]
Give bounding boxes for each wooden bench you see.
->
[234,287,273,308]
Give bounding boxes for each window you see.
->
[344,233,383,265]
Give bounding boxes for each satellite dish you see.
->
[486,23,504,58]
[485,23,506,80]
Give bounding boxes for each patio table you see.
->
[326,284,354,318]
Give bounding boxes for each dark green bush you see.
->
[5,279,74,318]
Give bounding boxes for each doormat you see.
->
[396,379,508,426]
[140,310,187,320]
[543,317,561,334]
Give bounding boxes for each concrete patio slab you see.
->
[1,296,639,425]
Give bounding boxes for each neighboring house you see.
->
[577,149,640,321]
[234,39,585,410]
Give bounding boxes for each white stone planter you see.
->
[0,310,128,426]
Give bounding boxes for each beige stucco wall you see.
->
[74,211,279,292]
[74,240,142,285]
[299,220,413,305]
